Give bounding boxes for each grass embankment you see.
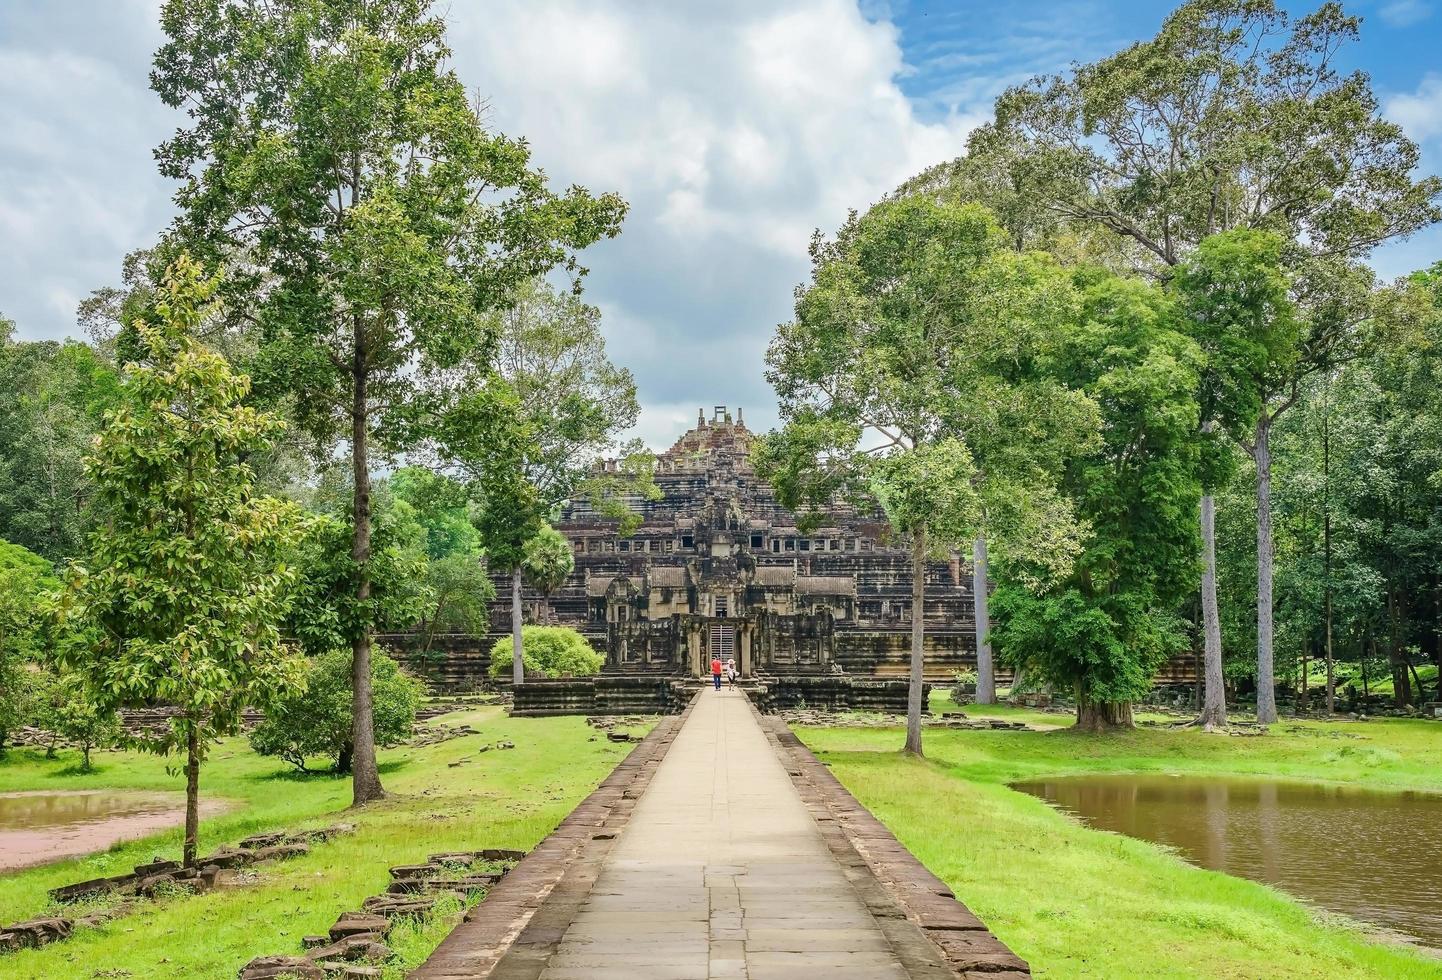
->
[0,707,650,979]
[801,707,1442,979]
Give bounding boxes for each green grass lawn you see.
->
[801,713,1442,979]
[0,708,650,979]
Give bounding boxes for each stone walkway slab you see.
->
[505,689,943,979]
[416,689,1027,979]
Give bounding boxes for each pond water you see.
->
[1013,774,1442,948]
[0,790,228,872]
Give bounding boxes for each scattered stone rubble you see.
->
[584,716,648,743]
[0,825,354,955]
[238,849,523,979]
[408,721,480,748]
[776,708,1034,731]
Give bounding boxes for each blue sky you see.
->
[2,0,1439,448]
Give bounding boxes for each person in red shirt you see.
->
[711,657,723,691]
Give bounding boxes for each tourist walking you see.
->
[711,657,723,690]
[726,659,738,688]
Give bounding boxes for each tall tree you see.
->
[995,272,1204,730]
[975,0,1441,722]
[759,197,1091,755]
[54,258,304,867]
[1173,229,1300,725]
[151,0,625,802]
[442,278,655,684]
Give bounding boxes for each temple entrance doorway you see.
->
[710,596,735,669]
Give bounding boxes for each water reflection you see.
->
[0,790,223,871]
[1014,774,1442,948]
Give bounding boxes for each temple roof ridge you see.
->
[661,404,753,459]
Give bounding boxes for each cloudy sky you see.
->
[3,0,1441,448]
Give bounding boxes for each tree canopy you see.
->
[151,0,626,803]
[53,257,305,865]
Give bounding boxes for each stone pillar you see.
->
[686,625,701,677]
[739,622,753,678]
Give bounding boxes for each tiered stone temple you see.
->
[482,406,988,714]
[391,404,1197,711]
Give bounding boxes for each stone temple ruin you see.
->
[463,407,986,713]
[395,404,1198,713]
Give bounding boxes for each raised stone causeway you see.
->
[411,701,691,978]
[412,690,1025,979]
[760,713,1030,978]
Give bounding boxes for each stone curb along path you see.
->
[757,708,1030,979]
[411,699,693,979]
[411,690,1027,979]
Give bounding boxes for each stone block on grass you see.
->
[238,954,325,979]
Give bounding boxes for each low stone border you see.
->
[240,849,525,979]
[409,693,697,979]
[759,708,1032,979]
[0,825,354,955]
[776,708,1036,731]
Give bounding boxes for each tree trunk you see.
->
[1323,389,1335,715]
[903,528,926,757]
[183,721,200,868]
[1361,630,1372,698]
[1198,494,1227,729]
[1299,643,1309,713]
[1253,417,1278,724]
[1076,695,1134,732]
[1408,662,1425,705]
[512,567,525,685]
[972,535,996,704]
[349,354,384,806]
[1387,587,1412,708]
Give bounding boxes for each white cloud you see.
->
[444,0,974,447]
[1387,73,1442,145]
[0,1,174,345]
[0,0,977,452]
[1379,1,1433,28]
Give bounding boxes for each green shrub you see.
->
[249,648,423,772]
[487,626,603,679]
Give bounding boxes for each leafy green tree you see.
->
[1173,229,1300,725]
[995,272,1204,729]
[249,648,422,773]
[443,279,655,684]
[35,672,123,771]
[389,467,481,561]
[760,197,1092,755]
[54,257,305,866]
[0,324,119,561]
[386,467,493,653]
[970,0,1441,723]
[522,523,575,623]
[415,552,492,655]
[0,539,59,755]
[285,485,433,659]
[152,0,625,804]
[487,626,603,680]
